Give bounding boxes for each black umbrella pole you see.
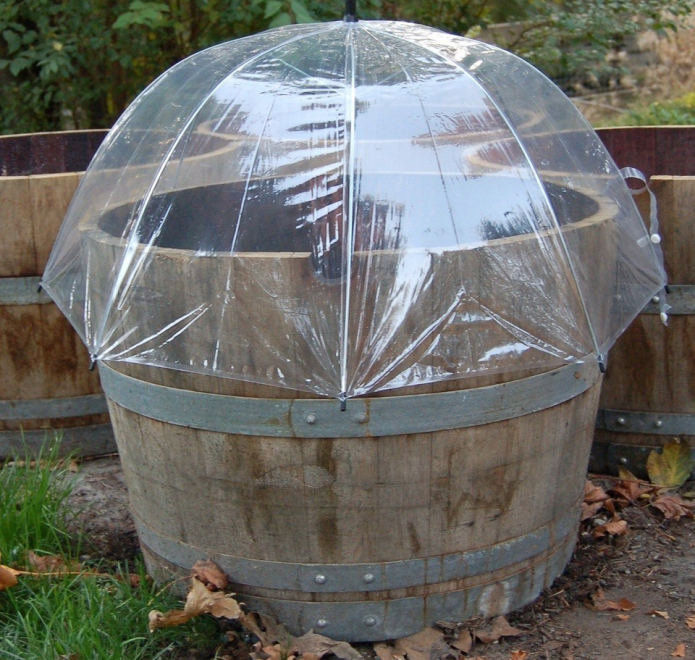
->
[345,0,357,22]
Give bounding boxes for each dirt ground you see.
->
[67,456,695,660]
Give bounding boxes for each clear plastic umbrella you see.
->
[42,17,666,400]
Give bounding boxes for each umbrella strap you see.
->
[620,167,669,325]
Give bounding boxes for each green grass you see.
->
[0,436,218,660]
[0,438,76,565]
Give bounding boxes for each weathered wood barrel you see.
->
[0,130,115,458]
[88,176,615,641]
[591,127,695,477]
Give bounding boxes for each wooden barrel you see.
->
[88,177,616,641]
[0,130,116,459]
[100,361,601,642]
[591,127,695,477]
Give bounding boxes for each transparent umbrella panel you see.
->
[43,20,666,398]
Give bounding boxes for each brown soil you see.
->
[68,457,695,660]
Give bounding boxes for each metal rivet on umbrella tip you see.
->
[654,419,663,428]
[616,416,627,426]
[316,618,328,629]
[364,615,378,627]
[619,457,628,465]
[363,573,375,583]
[314,574,327,584]
[306,413,317,425]
[652,295,660,304]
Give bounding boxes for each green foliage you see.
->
[0,437,75,564]
[623,92,695,126]
[0,438,218,660]
[0,0,692,133]
[501,0,695,93]
[0,561,218,660]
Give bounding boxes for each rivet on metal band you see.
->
[98,359,600,439]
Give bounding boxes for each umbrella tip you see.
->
[344,0,357,22]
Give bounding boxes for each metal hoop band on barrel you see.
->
[641,285,695,315]
[137,504,579,641]
[98,359,600,438]
[0,393,115,459]
[0,276,52,305]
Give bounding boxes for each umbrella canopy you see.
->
[42,19,666,399]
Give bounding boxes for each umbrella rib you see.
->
[93,23,338,358]
[340,24,358,400]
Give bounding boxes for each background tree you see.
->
[0,0,691,134]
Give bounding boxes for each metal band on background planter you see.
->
[0,393,109,420]
[0,394,115,459]
[99,359,600,439]
[137,505,579,641]
[596,409,695,436]
[0,276,52,305]
[0,423,116,459]
[642,285,695,315]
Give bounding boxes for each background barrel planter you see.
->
[0,130,115,459]
[592,126,695,476]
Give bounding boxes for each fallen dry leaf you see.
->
[581,500,604,521]
[394,628,450,660]
[593,518,628,539]
[191,559,228,591]
[584,481,609,504]
[618,466,640,481]
[614,614,631,621]
[148,578,241,632]
[0,564,18,591]
[686,615,695,630]
[510,652,528,660]
[374,642,398,660]
[27,551,80,574]
[475,616,523,644]
[291,632,362,660]
[651,494,695,521]
[451,628,473,654]
[647,610,670,619]
[609,479,647,505]
[240,611,292,647]
[647,440,695,488]
[671,643,686,657]
[255,644,284,660]
[590,589,635,612]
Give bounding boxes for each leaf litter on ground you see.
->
[150,560,532,660]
